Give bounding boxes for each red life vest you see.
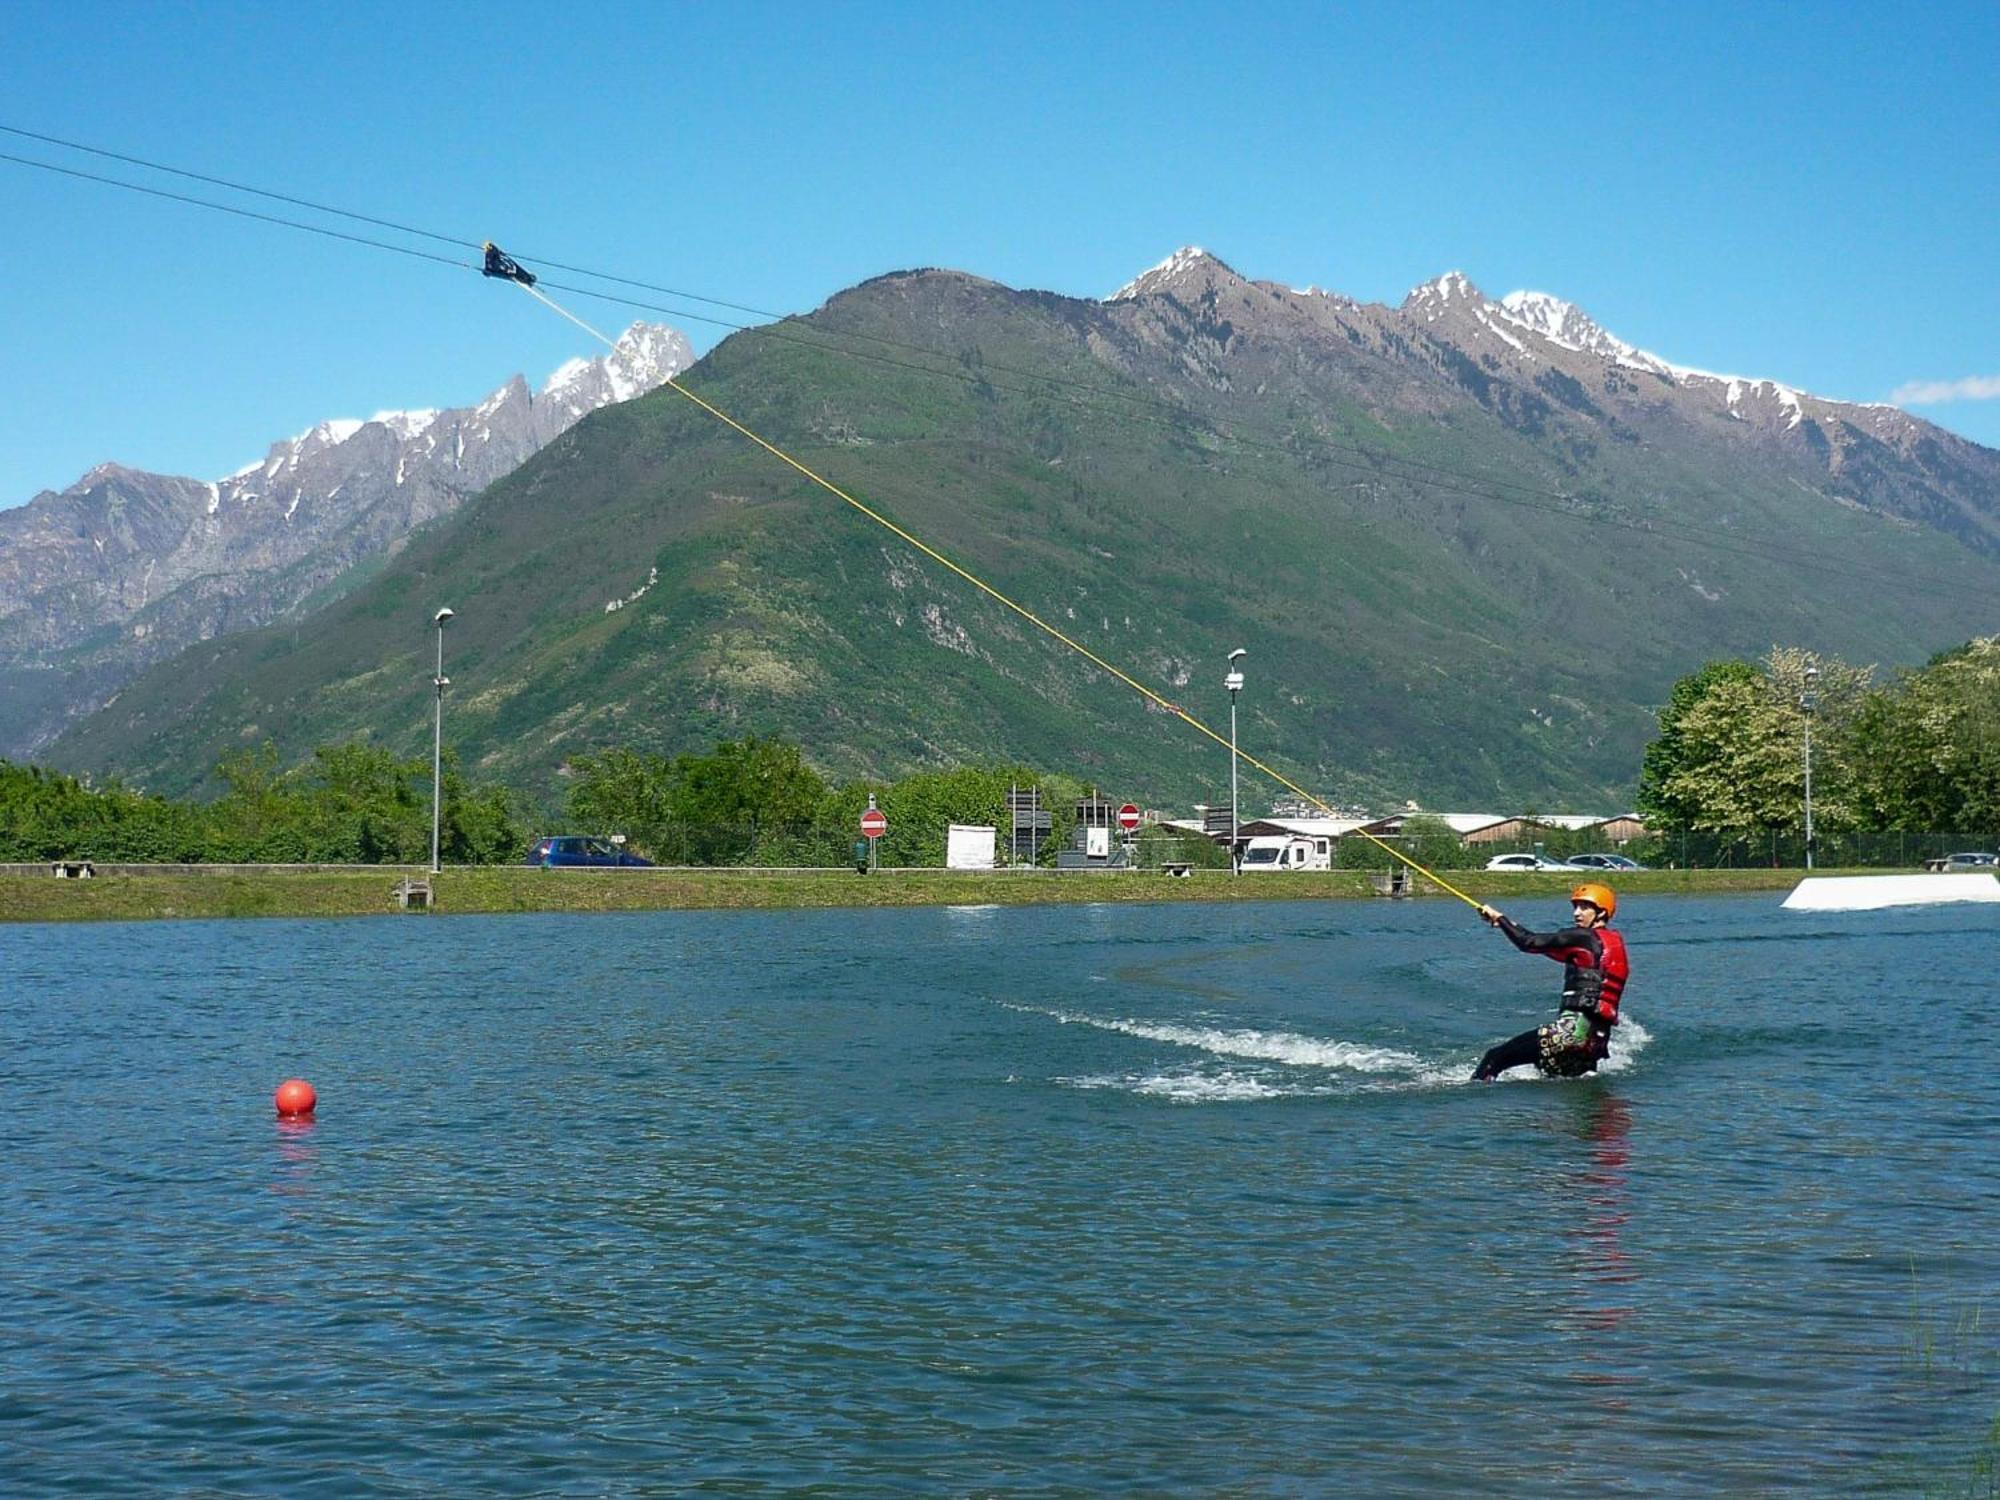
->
[1593,926,1628,1026]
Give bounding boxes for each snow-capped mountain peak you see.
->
[1403,270,1485,312]
[1492,290,1673,377]
[0,320,699,759]
[541,357,593,398]
[374,409,442,442]
[540,321,694,406]
[1109,246,1233,302]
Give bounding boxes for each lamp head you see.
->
[1228,648,1247,663]
[434,607,455,626]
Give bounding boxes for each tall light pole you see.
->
[1801,662,1818,871]
[1226,649,1246,874]
[431,607,454,874]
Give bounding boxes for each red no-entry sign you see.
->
[1118,803,1142,831]
[860,809,888,839]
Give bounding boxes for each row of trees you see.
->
[9,637,1992,868]
[563,738,1104,867]
[0,734,1126,869]
[1637,638,2000,847]
[0,744,520,864]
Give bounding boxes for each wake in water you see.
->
[1004,1002,1650,1102]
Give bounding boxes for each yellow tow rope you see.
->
[511,277,1483,910]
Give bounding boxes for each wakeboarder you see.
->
[1472,883,1628,1081]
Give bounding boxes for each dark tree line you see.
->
[0,743,520,864]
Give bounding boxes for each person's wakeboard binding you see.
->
[1472,882,1628,1081]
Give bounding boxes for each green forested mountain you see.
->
[45,252,2000,811]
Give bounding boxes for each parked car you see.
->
[526,836,653,868]
[1483,853,1579,872]
[1566,852,1646,872]
[1931,851,1999,873]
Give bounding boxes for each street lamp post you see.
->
[1801,662,1818,871]
[431,607,454,874]
[1226,649,1246,873]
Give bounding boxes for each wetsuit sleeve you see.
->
[1496,918,1601,965]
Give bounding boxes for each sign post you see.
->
[860,797,887,872]
[1118,802,1141,868]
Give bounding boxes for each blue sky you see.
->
[2,0,1996,505]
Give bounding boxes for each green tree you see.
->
[565,747,677,852]
[568,736,828,865]
[1637,649,1871,842]
[0,761,209,862]
[438,756,524,864]
[1850,637,2000,834]
[816,766,1083,868]
[1637,659,1760,832]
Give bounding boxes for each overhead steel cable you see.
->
[0,122,780,322]
[0,150,473,274]
[0,135,1976,598]
[0,121,1811,518]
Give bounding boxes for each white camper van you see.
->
[1238,834,1333,872]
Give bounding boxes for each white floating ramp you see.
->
[1782,874,2000,911]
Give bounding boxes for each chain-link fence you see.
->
[1617,829,1999,870]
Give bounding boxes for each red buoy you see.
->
[275,1078,318,1118]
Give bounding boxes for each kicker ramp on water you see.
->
[1781,874,2000,911]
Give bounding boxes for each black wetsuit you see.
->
[1473,919,1628,1080]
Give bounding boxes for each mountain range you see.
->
[0,323,691,757]
[27,251,2000,811]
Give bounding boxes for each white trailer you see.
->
[1238,833,1332,872]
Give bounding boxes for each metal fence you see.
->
[1610,829,1999,871]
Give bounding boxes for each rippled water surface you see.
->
[5,895,1997,1495]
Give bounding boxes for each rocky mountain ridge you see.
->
[0,323,692,756]
[1101,248,1997,556]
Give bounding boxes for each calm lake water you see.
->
[4,894,1996,1495]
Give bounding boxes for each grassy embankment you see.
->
[0,865,1826,923]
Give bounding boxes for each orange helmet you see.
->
[1570,882,1617,919]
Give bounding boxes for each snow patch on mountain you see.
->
[376,409,441,441]
[542,357,594,397]
[1492,291,1674,378]
[1109,246,1222,301]
[1493,290,1815,428]
[1405,271,1479,314]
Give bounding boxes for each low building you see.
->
[1359,812,1511,841]
[1236,816,1379,841]
[1592,814,1650,844]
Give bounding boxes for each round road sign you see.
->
[1118,803,1142,831]
[860,809,888,839]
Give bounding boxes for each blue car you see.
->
[526,836,653,868]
